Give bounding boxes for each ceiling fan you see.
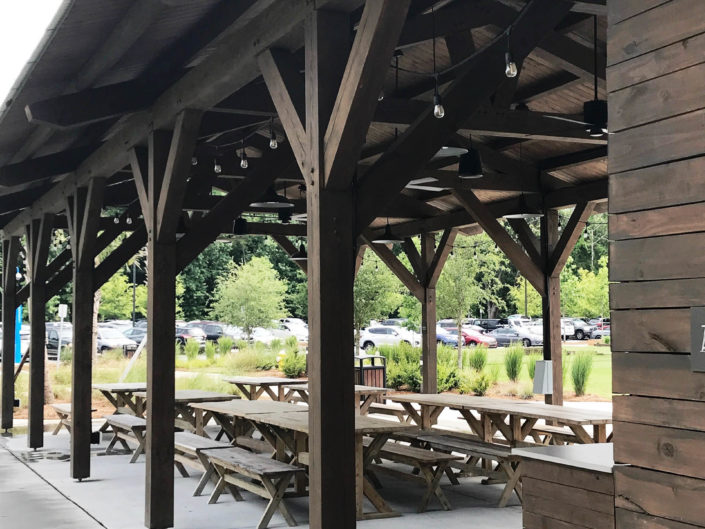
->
[543,15,610,137]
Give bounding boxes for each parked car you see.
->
[489,326,543,347]
[47,327,73,360]
[97,327,138,354]
[0,328,31,361]
[465,318,503,332]
[567,318,595,340]
[359,326,418,351]
[249,327,293,345]
[175,326,206,348]
[186,321,226,342]
[380,318,408,327]
[122,326,146,344]
[435,326,459,346]
[591,327,611,339]
[589,318,610,331]
[446,327,498,348]
[277,318,308,342]
[507,314,532,327]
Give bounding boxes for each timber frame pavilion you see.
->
[0,1,617,527]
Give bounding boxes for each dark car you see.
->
[47,327,73,361]
[467,318,503,332]
[489,327,543,347]
[123,327,147,344]
[175,326,206,348]
[186,321,225,342]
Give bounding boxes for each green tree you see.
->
[354,252,404,349]
[179,242,233,320]
[211,257,287,338]
[98,273,133,320]
[437,245,483,367]
[509,276,543,317]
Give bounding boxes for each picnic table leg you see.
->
[497,460,522,507]
[193,451,218,496]
[130,429,146,463]
[417,464,451,512]
[593,424,607,443]
[294,432,307,494]
[355,433,364,518]
[260,474,297,529]
[569,425,595,444]
[195,408,205,436]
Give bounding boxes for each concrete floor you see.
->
[0,429,521,529]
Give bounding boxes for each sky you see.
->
[0,1,63,104]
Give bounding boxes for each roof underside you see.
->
[0,0,608,237]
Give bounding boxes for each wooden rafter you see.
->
[548,201,595,275]
[361,233,424,301]
[507,218,542,266]
[271,234,307,274]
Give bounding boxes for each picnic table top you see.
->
[249,410,412,435]
[224,376,308,386]
[92,382,148,393]
[513,443,615,473]
[189,399,307,416]
[388,393,611,425]
[282,383,389,395]
[132,390,239,403]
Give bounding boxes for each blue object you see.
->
[14,305,22,363]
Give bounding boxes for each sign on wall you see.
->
[690,307,705,372]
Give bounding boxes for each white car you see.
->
[277,318,308,342]
[359,326,419,351]
[250,327,293,345]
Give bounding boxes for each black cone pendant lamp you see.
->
[372,219,403,244]
[250,186,294,209]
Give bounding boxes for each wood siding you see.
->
[609,2,705,528]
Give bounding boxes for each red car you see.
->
[448,328,498,348]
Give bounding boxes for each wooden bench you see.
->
[174,432,234,496]
[201,447,305,529]
[367,402,414,423]
[415,432,523,507]
[50,403,96,435]
[364,437,461,513]
[104,414,147,463]
[531,425,579,445]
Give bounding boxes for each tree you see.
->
[98,273,133,320]
[211,256,287,338]
[509,276,543,317]
[353,252,403,349]
[179,242,233,320]
[437,245,483,367]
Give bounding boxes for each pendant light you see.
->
[269,118,278,150]
[290,243,307,261]
[458,135,483,179]
[505,28,518,78]
[213,158,222,174]
[584,15,608,137]
[372,219,404,244]
[504,143,543,219]
[250,186,294,209]
[431,7,444,119]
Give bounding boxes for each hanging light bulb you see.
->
[269,118,278,150]
[378,91,384,102]
[240,140,248,169]
[213,159,222,174]
[126,216,133,225]
[191,156,198,166]
[113,217,120,224]
[433,80,445,119]
[505,52,518,78]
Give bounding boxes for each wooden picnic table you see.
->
[92,382,147,432]
[224,376,308,401]
[388,393,611,445]
[189,400,412,520]
[132,389,239,432]
[281,383,389,414]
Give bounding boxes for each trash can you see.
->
[354,355,386,402]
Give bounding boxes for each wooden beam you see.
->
[243,222,307,237]
[452,188,545,295]
[544,180,607,208]
[67,178,105,480]
[514,71,582,103]
[507,218,542,266]
[420,232,437,394]
[427,228,457,287]
[401,237,423,280]
[539,147,608,172]
[324,0,411,189]
[25,214,53,449]
[0,145,98,187]
[1,236,20,430]
[94,227,147,291]
[355,0,573,234]
[540,209,562,405]
[258,49,307,169]
[361,234,424,301]
[548,201,595,275]
[271,234,307,275]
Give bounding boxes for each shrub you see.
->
[571,351,594,396]
[378,343,421,365]
[437,361,459,393]
[468,346,487,372]
[270,339,283,352]
[470,373,491,396]
[527,353,542,380]
[285,335,298,349]
[520,384,534,400]
[603,336,611,345]
[387,361,421,392]
[504,345,524,382]
[488,365,501,385]
[204,341,217,362]
[60,345,72,364]
[184,338,200,359]
[280,351,307,378]
[235,339,249,351]
[217,336,234,355]
[226,347,277,372]
[437,345,456,366]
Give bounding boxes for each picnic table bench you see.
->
[104,414,147,463]
[92,382,147,432]
[224,376,308,402]
[366,437,461,512]
[202,446,305,529]
[173,432,233,496]
[50,403,96,435]
[367,402,415,423]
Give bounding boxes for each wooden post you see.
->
[1,236,20,430]
[131,109,201,529]
[25,214,52,448]
[66,179,105,478]
[541,210,562,405]
[420,233,437,393]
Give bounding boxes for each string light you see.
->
[191,156,198,166]
[505,28,518,78]
[269,118,278,150]
[431,7,444,119]
[213,158,222,174]
[240,139,248,169]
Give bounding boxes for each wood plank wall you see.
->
[608,2,705,528]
